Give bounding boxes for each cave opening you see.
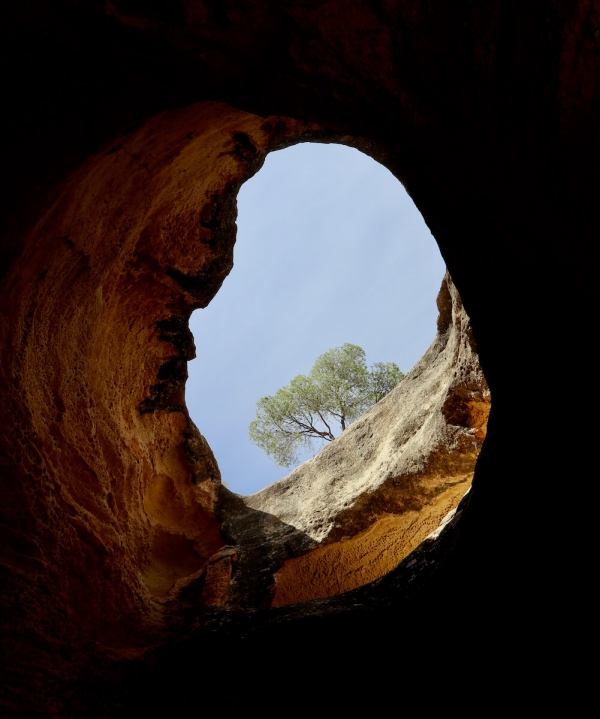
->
[185,142,447,495]
[2,0,594,705]
[128,110,489,610]
[0,98,490,662]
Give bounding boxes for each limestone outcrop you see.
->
[219,272,488,608]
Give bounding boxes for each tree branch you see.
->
[315,410,335,441]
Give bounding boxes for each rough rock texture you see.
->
[223,272,489,607]
[1,1,598,715]
[1,97,428,714]
[0,101,346,713]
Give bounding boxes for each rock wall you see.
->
[222,272,488,607]
[0,94,490,712]
[0,103,328,699]
[5,97,477,712]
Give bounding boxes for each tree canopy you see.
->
[248,344,404,467]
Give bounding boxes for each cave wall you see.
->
[0,102,332,700]
[1,1,598,715]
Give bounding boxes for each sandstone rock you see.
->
[0,102,334,663]
[220,271,489,607]
[0,96,488,712]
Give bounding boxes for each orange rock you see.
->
[0,102,324,659]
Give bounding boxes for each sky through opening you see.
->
[186,143,445,495]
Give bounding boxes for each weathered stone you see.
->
[221,272,488,607]
[0,101,329,659]
[0,97,488,713]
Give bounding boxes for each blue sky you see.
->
[186,143,445,495]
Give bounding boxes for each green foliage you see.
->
[368,361,405,403]
[248,343,404,468]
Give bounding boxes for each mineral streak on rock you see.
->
[231,272,489,607]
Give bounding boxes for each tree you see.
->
[248,344,404,467]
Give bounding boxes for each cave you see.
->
[0,2,597,716]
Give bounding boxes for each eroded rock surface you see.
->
[0,94,488,712]
[4,96,443,715]
[0,102,332,692]
[220,272,489,607]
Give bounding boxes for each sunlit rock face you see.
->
[222,272,489,607]
[0,101,330,703]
